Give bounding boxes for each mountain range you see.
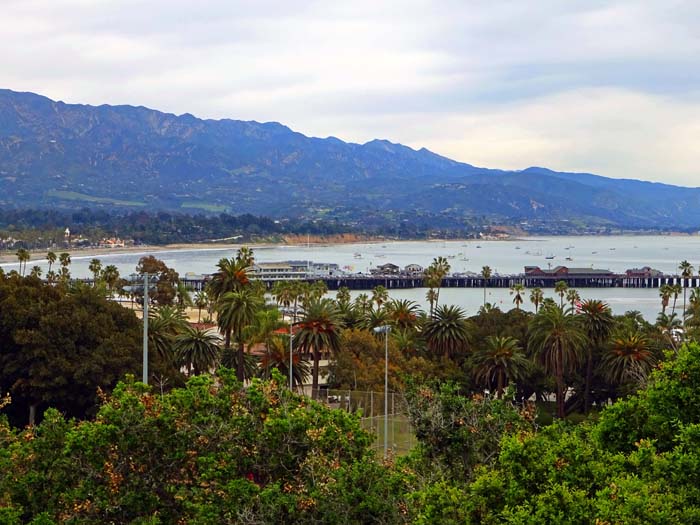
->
[1,88,699,229]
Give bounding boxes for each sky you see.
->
[3,0,700,186]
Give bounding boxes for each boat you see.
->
[592,251,598,254]
[545,255,555,260]
[447,255,456,259]
[353,252,362,259]
[460,257,469,261]
[476,245,482,249]
[515,246,521,250]
[565,256,573,261]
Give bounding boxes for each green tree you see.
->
[88,258,103,282]
[295,298,342,398]
[371,285,389,309]
[135,256,179,306]
[472,335,531,398]
[423,304,472,358]
[566,288,581,310]
[601,330,654,387]
[217,288,263,381]
[386,299,420,330]
[679,260,694,322]
[510,283,525,310]
[554,280,568,308]
[579,299,614,413]
[529,306,587,418]
[659,283,673,314]
[481,265,492,306]
[174,325,221,376]
[15,248,29,277]
[529,287,544,313]
[46,250,56,274]
[193,290,209,323]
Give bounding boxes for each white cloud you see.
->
[1,0,699,185]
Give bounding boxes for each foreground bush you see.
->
[0,371,409,524]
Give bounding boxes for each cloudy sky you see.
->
[3,0,699,185]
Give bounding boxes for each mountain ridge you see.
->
[1,88,699,229]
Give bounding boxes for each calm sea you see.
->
[3,235,699,321]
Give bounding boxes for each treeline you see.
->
[3,251,700,521]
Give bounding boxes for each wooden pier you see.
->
[177,274,700,292]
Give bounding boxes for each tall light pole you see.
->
[373,324,391,457]
[142,273,153,384]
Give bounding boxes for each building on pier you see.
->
[524,265,615,278]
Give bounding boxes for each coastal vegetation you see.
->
[2,251,700,522]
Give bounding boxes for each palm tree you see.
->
[372,285,389,310]
[246,307,285,351]
[578,299,614,413]
[193,290,210,323]
[529,306,587,418]
[659,284,673,314]
[510,283,525,310]
[29,266,42,278]
[59,252,71,270]
[236,246,255,266]
[360,307,390,331]
[16,249,30,276]
[601,331,654,386]
[679,260,694,322]
[656,312,682,352]
[89,258,103,283]
[101,265,120,298]
[481,266,492,307]
[430,257,451,309]
[425,288,438,318]
[175,280,194,310]
[566,289,581,311]
[295,298,342,398]
[472,335,530,398]
[354,293,372,315]
[386,299,420,330]
[208,256,251,302]
[336,286,351,308]
[529,288,544,314]
[423,304,472,358]
[554,281,568,309]
[217,288,263,382]
[669,283,682,315]
[259,336,310,389]
[148,306,189,364]
[174,326,221,376]
[46,251,57,274]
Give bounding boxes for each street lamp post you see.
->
[142,273,149,384]
[373,324,391,457]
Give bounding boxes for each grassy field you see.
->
[46,190,145,207]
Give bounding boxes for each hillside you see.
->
[1,89,699,229]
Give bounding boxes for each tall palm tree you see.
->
[655,311,682,352]
[566,289,581,311]
[29,266,42,278]
[217,288,263,381]
[310,280,328,301]
[472,335,530,398]
[194,290,209,323]
[208,256,251,303]
[578,299,614,413]
[59,252,71,269]
[360,307,390,331]
[174,326,221,376]
[236,246,255,266]
[101,265,120,298]
[295,298,342,398]
[425,287,438,318]
[16,249,30,276]
[88,258,103,283]
[669,283,682,316]
[679,260,694,322]
[529,288,544,313]
[554,281,568,309]
[354,293,372,316]
[510,283,526,310]
[423,304,472,358]
[601,331,654,386]
[659,284,673,314]
[529,306,586,418]
[371,285,389,310]
[430,257,451,309]
[336,286,351,308]
[481,266,492,307]
[46,251,57,274]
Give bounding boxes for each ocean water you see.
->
[3,235,699,321]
